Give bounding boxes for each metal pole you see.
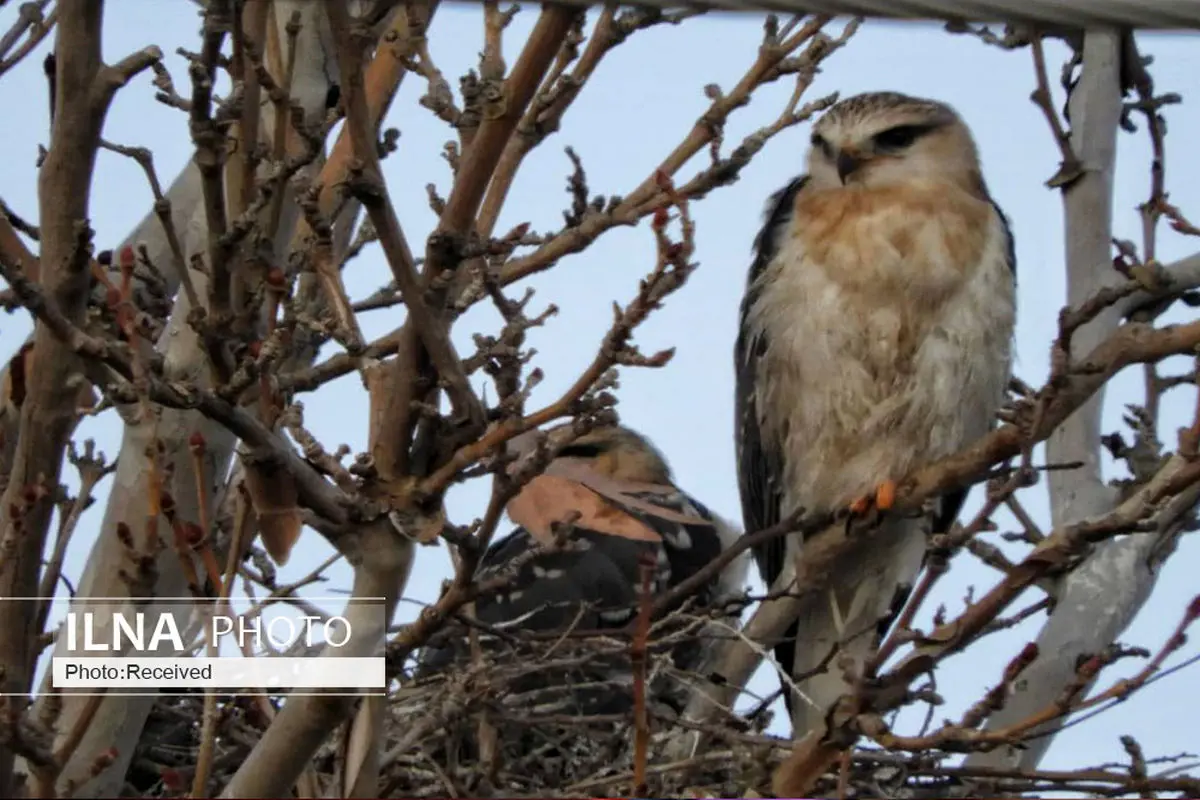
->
[481,0,1200,30]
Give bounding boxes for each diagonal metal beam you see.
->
[469,0,1200,31]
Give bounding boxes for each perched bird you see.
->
[418,423,749,717]
[734,91,1016,736]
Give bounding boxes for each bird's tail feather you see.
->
[786,517,927,739]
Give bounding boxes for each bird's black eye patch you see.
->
[872,124,934,151]
[810,133,833,158]
[557,443,606,459]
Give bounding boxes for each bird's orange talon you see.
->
[875,479,897,511]
[849,495,871,516]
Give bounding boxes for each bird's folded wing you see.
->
[541,459,715,527]
[505,473,662,545]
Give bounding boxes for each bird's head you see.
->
[805,91,983,190]
[553,425,673,484]
[505,423,673,485]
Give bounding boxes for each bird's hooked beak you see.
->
[836,148,865,184]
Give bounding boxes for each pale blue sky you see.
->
[2,1,1198,776]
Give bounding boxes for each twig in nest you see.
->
[631,550,655,797]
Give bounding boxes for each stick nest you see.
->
[386,618,785,797]
[129,607,791,797]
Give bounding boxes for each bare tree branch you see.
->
[0,3,159,794]
[0,6,1195,798]
[19,4,337,794]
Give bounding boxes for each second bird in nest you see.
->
[416,422,749,719]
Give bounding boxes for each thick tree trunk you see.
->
[964,29,1151,775]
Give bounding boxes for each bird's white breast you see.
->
[745,182,1015,512]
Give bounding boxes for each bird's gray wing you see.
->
[416,487,738,718]
[735,175,809,590]
[993,196,1018,283]
[932,190,1017,535]
[476,487,733,629]
[413,525,646,680]
[418,486,734,665]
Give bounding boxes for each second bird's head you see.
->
[505,423,674,485]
